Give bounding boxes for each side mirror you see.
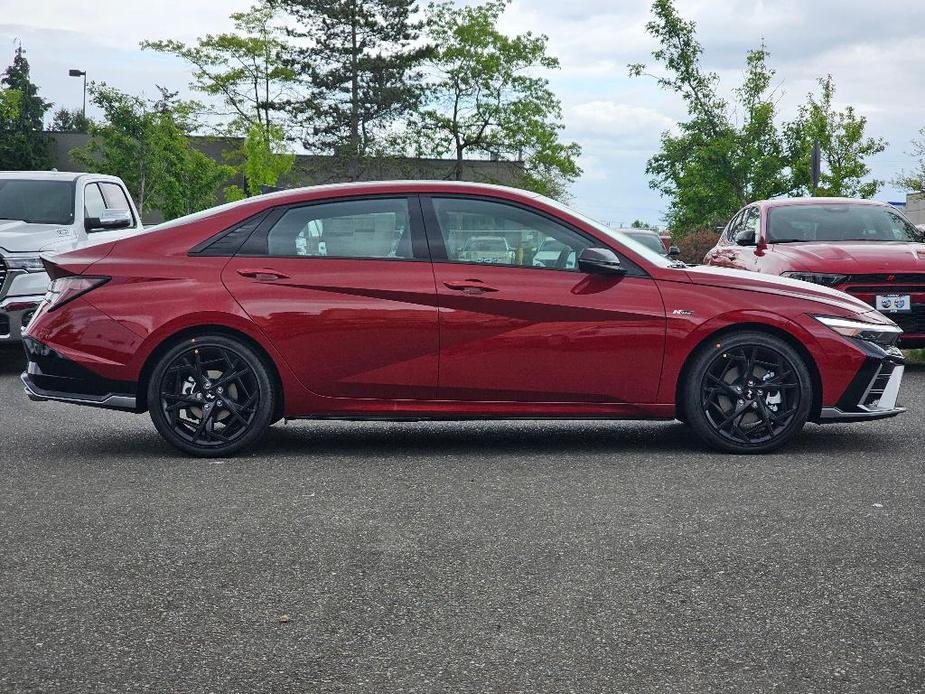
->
[734,229,756,246]
[578,247,626,276]
[667,245,681,257]
[86,208,132,232]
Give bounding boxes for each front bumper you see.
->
[0,294,43,342]
[21,336,138,411]
[817,340,906,423]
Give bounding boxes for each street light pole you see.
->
[68,69,87,118]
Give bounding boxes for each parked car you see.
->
[532,237,576,269]
[704,198,925,347]
[22,182,905,457]
[457,235,515,264]
[622,229,680,258]
[0,171,143,342]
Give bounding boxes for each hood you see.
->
[768,241,925,273]
[0,220,80,254]
[684,264,876,316]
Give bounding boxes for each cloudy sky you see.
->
[2,0,924,226]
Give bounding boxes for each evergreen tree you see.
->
[0,46,52,170]
[275,0,428,180]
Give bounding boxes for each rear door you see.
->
[222,195,439,400]
[423,195,666,404]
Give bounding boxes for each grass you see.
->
[904,349,925,364]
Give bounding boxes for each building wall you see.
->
[46,132,526,223]
[905,192,925,225]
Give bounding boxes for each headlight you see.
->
[4,255,45,272]
[815,315,902,345]
[782,272,848,287]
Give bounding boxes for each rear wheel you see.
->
[148,335,275,457]
[683,331,813,454]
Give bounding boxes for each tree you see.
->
[72,84,233,219]
[894,128,925,193]
[406,0,580,199]
[0,45,51,170]
[275,0,428,180]
[631,219,656,230]
[49,107,91,133]
[142,1,296,194]
[785,75,886,198]
[223,123,295,200]
[629,1,791,232]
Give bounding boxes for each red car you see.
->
[22,182,905,457]
[704,197,925,346]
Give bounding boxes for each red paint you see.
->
[704,197,925,345]
[27,182,894,419]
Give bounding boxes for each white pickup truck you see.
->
[0,171,144,343]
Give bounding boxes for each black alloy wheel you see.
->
[148,335,275,457]
[683,331,813,453]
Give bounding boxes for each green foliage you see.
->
[0,46,52,170]
[142,1,296,197]
[406,0,580,200]
[676,228,720,265]
[893,128,925,193]
[629,1,790,232]
[631,0,887,234]
[785,75,886,198]
[631,219,656,230]
[223,123,295,200]
[49,107,91,133]
[275,0,428,180]
[72,84,233,220]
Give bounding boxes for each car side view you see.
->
[22,182,906,457]
[703,197,925,346]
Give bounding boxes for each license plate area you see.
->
[876,294,911,313]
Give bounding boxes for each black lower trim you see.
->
[22,337,138,410]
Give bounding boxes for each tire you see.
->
[148,334,276,457]
[682,330,813,454]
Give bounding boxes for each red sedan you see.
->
[704,197,925,346]
[22,182,905,456]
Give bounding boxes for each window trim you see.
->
[233,194,431,262]
[419,194,648,277]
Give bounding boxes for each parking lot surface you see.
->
[0,345,923,693]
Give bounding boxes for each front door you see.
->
[222,196,439,400]
[423,195,666,403]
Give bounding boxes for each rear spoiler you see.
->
[41,240,119,280]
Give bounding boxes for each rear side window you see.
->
[265,198,414,259]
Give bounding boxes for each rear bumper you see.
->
[21,336,138,411]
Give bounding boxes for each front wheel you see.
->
[683,331,814,454]
[148,335,275,457]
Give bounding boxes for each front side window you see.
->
[430,197,592,270]
[0,179,75,225]
[84,183,106,220]
[739,207,759,244]
[767,204,925,243]
[265,198,414,259]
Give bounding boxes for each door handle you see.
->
[443,279,499,293]
[237,268,290,281]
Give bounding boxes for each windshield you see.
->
[767,204,924,243]
[0,179,76,225]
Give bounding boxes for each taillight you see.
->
[45,276,109,312]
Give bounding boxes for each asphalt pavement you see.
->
[0,344,923,693]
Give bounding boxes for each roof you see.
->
[0,170,126,184]
[757,196,891,209]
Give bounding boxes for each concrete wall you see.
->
[905,192,925,225]
[46,131,526,223]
